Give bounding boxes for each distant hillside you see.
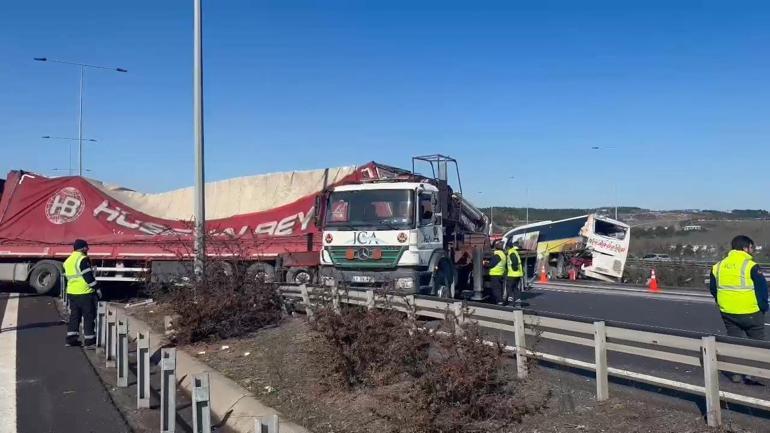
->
[482,206,769,233]
[481,206,770,262]
[481,206,647,232]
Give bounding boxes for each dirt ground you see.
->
[122,303,757,433]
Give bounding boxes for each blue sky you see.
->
[1,0,769,210]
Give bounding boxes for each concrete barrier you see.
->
[117,306,311,433]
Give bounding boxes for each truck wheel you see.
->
[210,261,234,275]
[246,262,275,283]
[286,268,313,285]
[29,261,62,295]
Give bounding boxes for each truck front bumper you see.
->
[318,267,432,295]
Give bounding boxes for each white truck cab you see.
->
[319,181,446,293]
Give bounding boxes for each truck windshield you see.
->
[325,189,414,230]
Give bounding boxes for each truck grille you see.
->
[326,246,406,268]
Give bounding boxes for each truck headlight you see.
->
[396,277,414,290]
[322,276,336,287]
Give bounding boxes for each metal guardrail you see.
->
[283,284,770,427]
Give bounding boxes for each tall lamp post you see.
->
[591,146,619,220]
[34,57,127,176]
[42,136,97,175]
[193,0,207,277]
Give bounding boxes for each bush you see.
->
[402,317,548,433]
[159,260,283,344]
[310,299,430,388]
[311,298,548,432]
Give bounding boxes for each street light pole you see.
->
[42,136,97,176]
[193,0,206,277]
[78,66,84,176]
[34,57,127,176]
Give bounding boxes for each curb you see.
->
[116,304,311,433]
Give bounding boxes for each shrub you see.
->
[401,317,548,433]
[311,298,549,432]
[310,299,430,388]
[159,263,282,343]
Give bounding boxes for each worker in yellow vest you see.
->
[506,240,524,306]
[711,235,768,383]
[64,239,101,347]
[487,240,507,304]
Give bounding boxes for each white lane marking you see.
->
[0,293,19,433]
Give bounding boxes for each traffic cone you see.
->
[648,269,660,293]
[538,264,549,283]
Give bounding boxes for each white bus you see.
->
[502,214,630,282]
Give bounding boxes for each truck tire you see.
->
[209,261,235,279]
[286,268,313,285]
[29,261,62,295]
[246,262,275,283]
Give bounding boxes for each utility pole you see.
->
[34,57,126,176]
[193,0,206,277]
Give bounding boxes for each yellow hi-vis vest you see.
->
[489,250,507,277]
[64,251,94,295]
[506,247,524,278]
[713,250,759,315]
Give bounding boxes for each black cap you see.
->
[73,239,88,251]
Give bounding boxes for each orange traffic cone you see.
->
[538,264,549,283]
[568,268,577,281]
[648,269,660,293]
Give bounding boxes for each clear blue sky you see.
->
[2,0,769,210]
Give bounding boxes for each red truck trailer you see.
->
[0,162,408,294]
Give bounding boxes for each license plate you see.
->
[352,275,373,283]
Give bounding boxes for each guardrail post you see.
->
[366,290,375,310]
[702,336,721,427]
[160,347,177,433]
[137,331,151,409]
[59,273,67,304]
[105,308,116,368]
[513,309,528,379]
[453,302,464,335]
[300,284,313,320]
[62,277,69,307]
[332,288,341,314]
[96,301,106,350]
[192,373,212,433]
[255,414,279,433]
[594,321,609,401]
[116,319,129,387]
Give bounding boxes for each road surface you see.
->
[506,286,770,408]
[0,291,128,433]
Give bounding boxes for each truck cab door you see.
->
[418,192,442,247]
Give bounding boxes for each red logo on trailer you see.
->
[45,187,85,225]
